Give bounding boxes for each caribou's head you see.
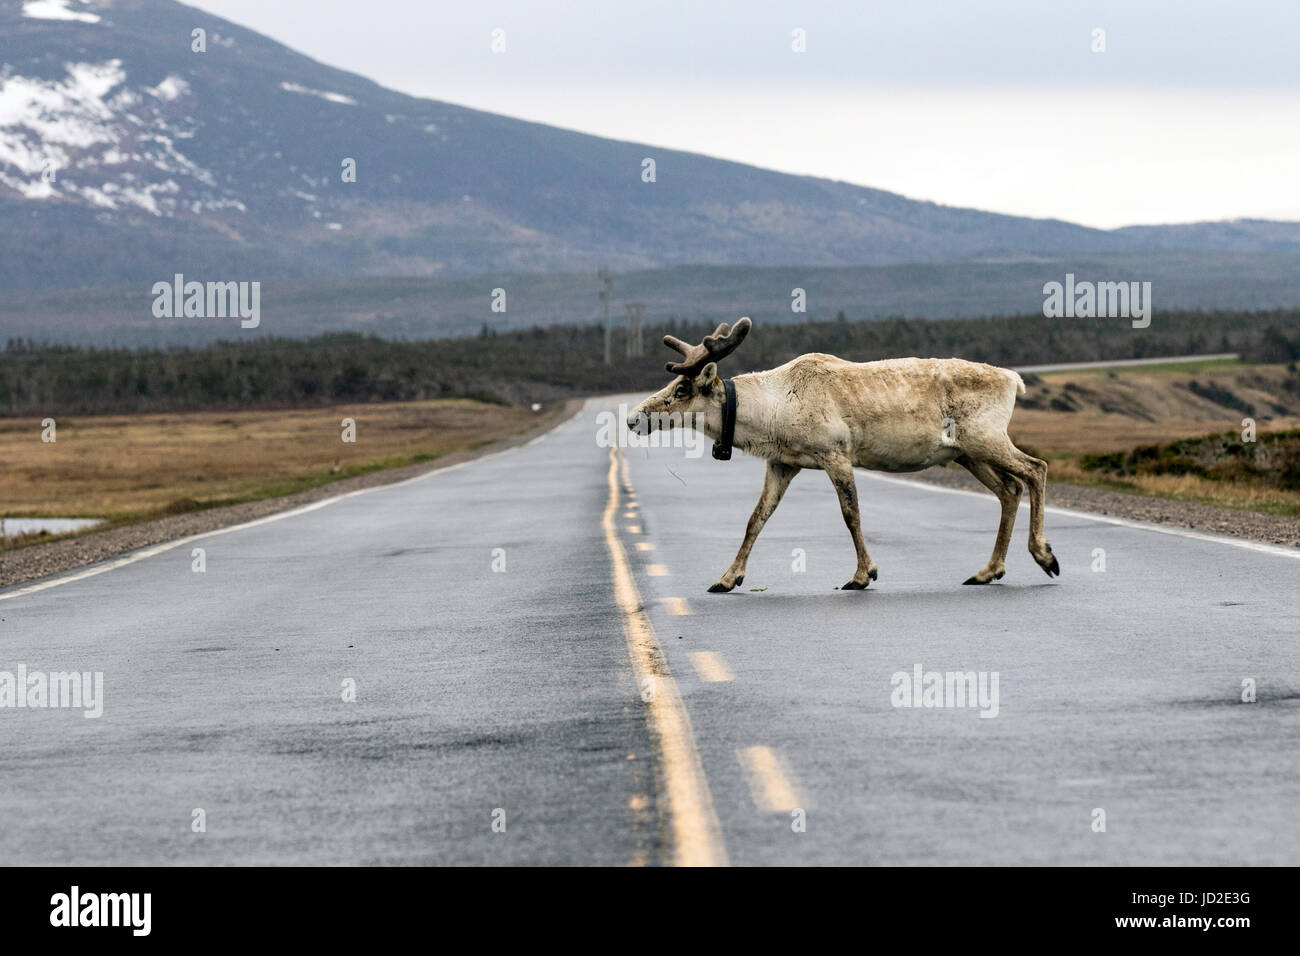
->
[626,317,751,435]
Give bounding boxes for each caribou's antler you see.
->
[663,317,752,376]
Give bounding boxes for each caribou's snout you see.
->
[627,408,650,435]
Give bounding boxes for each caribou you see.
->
[625,317,1059,592]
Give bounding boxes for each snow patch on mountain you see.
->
[22,0,101,24]
[0,59,230,217]
[280,82,358,106]
[0,60,126,182]
[147,76,190,102]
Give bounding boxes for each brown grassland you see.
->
[0,399,552,538]
[1006,360,1300,517]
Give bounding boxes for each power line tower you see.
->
[625,302,645,358]
[597,267,613,365]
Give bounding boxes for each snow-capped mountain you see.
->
[2,0,1298,294]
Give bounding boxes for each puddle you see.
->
[0,517,105,538]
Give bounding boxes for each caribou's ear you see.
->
[695,362,719,389]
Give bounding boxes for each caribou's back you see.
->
[746,353,1022,472]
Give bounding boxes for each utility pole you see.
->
[597,267,613,365]
[625,302,645,359]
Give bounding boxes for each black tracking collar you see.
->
[712,378,737,461]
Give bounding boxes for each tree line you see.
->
[2,309,1298,417]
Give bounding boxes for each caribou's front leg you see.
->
[709,460,800,593]
[825,459,878,590]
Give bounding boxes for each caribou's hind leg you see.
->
[976,438,1059,578]
[956,455,1023,584]
[708,460,800,593]
[825,458,878,590]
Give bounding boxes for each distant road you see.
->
[1016,352,1237,373]
[1,395,1296,865]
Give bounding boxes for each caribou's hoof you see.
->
[1043,555,1060,577]
[963,570,1004,585]
[841,579,869,590]
[707,581,735,593]
[867,567,878,582]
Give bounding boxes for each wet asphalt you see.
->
[1,399,1296,865]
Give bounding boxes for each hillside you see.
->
[2,0,1300,306]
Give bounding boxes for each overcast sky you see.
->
[187,0,1300,228]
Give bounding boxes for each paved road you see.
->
[1,397,1297,865]
[1014,352,1237,373]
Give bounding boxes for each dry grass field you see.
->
[1010,360,1298,452]
[1045,460,1300,516]
[0,399,553,527]
[1006,360,1300,516]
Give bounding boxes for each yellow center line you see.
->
[603,447,728,867]
[635,542,654,551]
[738,746,805,812]
[688,651,734,683]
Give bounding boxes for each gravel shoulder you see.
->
[0,400,583,591]
[903,465,1300,548]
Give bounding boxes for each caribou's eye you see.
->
[674,384,691,399]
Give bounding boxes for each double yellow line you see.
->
[602,447,728,867]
